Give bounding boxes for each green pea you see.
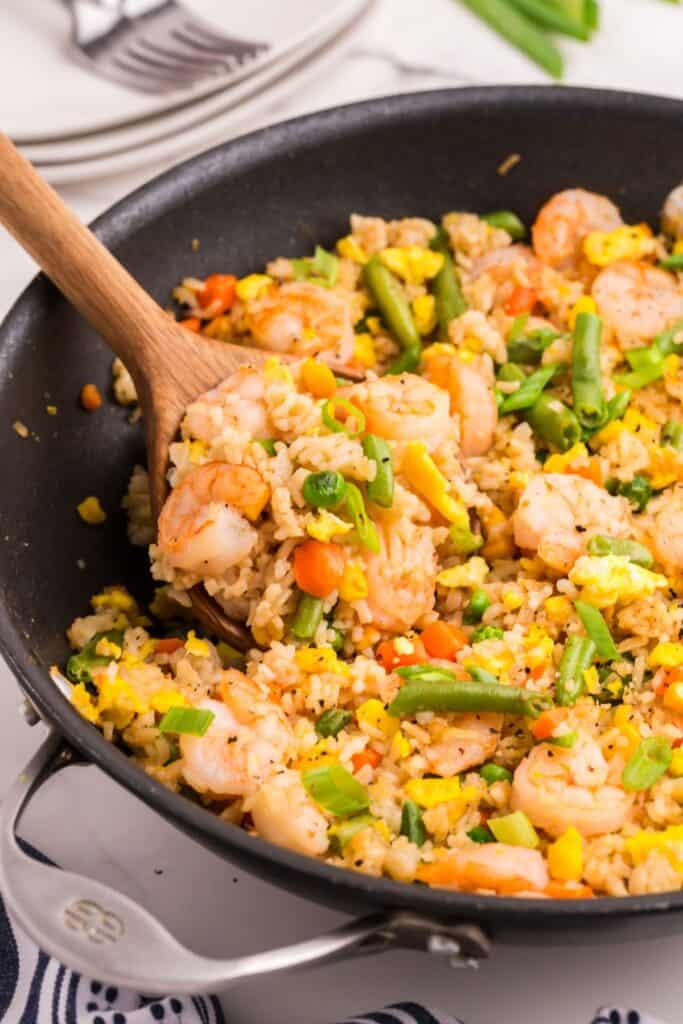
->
[479,762,512,784]
[471,624,504,644]
[463,589,490,625]
[467,825,495,844]
[302,470,347,509]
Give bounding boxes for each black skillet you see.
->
[1,87,682,994]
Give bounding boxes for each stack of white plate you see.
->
[5,0,371,185]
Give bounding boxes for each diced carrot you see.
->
[352,748,381,773]
[155,637,185,654]
[80,383,102,411]
[531,707,568,741]
[566,458,603,487]
[301,358,337,398]
[293,539,345,598]
[529,664,546,681]
[504,285,538,316]
[179,317,202,333]
[545,881,594,900]
[198,274,237,315]
[375,637,426,673]
[421,621,467,661]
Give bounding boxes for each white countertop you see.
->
[2,2,683,1020]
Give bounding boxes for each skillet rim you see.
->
[2,84,683,925]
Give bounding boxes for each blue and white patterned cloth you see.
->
[0,850,667,1024]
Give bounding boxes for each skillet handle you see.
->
[0,731,491,995]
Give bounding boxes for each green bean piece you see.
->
[524,392,582,452]
[659,253,683,272]
[480,210,527,240]
[400,800,427,846]
[586,534,654,569]
[467,825,496,843]
[497,362,528,384]
[430,228,467,334]
[662,420,683,451]
[302,470,347,509]
[574,600,619,661]
[548,731,578,748]
[572,312,607,431]
[344,482,380,553]
[66,629,124,684]
[316,708,353,738]
[619,475,653,513]
[557,635,596,706]
[507,0,590,38]
[499,364,559,414]
[507,329,559,365]
[362,434,394,508]
[463,588,490,624]
[603,389,631,427]
[471,624,505,643]
[457,0,564,78]
[479,762,512,784]
[291,592,324,640]
[622,737,672,792]
[388,664,553,718]
[362,256,422,374]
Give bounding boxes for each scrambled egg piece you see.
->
[235,274,272,302]
[583,224,655,267]
[356,699,399,739]
[437,556,489,590]
[339,561,368,602]
[568,555,668,608]
[379,246,444,285]
[336,235,367,264]
[307,511,354,543]
[625,826,683,873]
[412,294,437,335]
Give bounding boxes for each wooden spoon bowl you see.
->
[0,135,361,650]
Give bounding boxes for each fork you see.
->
[64,0,269,95]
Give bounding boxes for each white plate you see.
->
[32,3,372,187]
[5,0,363,143]
[22,0,367,166]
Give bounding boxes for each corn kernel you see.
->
[390,730,411,759]
[365,316,382,336]
[649,643,683,669]
[77,496,106,525]
[301,357,336,398]
[353,332,377,368]
[544,595,573,623]
[187,439,208,464]
[502,590,524,610]
[670,750,683,778]
[185,631,211,658]
[339,561,368,602]
[568,296,597,330]
[336,235,367,264]
[295,647,344,674]
[544,442,589,474]
[149,689,188,714]
[412,294,437,336]
[548,827,583,882]
[614,704,641,756]
[356,698,399,738]
[235,274,272,302]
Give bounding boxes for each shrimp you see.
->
[249,769,329,856]
[646,484,683,572]
[512,735,632,838]
[361,522,437,633]
[423,843,549,895]
[662,184,683,238]
[513,473,631,573]
[180,675,293,798]
[469,244,538,283]
[158,462,269,576]
[532,189,622,276]
[340,374,451,452]
[183,366,271,443]
[245,281,354,364]
[423,712,503,775]
[592,261,683,347]
[423,349,498,456]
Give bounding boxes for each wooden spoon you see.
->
[0,135,362,651]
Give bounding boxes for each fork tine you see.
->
[124,41,214,80]
[177,20,267,58]
[135,37,234,73]
[114,51,200,89]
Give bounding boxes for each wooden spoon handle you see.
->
[0,134,169,382]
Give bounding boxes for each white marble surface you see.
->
[2,1,683,1020]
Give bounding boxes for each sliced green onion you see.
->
[302,763,370,817]
[467,825,496,843]
[613,362,665,392]
[471,624,505,643]
[602,389,631,428]
[574,599,619,661]
[292,245,339,288]
[586,535,654,569]
[257,438,277,456]
[159,706,215,736]
[622,737,672,792]
[548,730,578,748]
[479,762,512,784]
[66,629,124,684]
[499,364,560,414]
[449,523,483,554]
[463,588,490,624]
[302,470,347,509]
[315,708,353,738]
[508,313,530,342]
[292,592,324,640]
[344,482,379,553]
[362,434,394,508]
[488,810,539,848]
[662,420,683,451]
[481,210,527,240]
[557,635,596,706]
[400,799,426,846]
[507,328,559,366]
[659,253,683,272]
[328,814,375,851]
[618,475,653,513]
[321,397,366,437]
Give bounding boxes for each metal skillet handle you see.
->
[0,731,491,995]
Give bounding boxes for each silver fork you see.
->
[64,0,269,95]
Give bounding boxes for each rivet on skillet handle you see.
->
[0,732,491,994]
